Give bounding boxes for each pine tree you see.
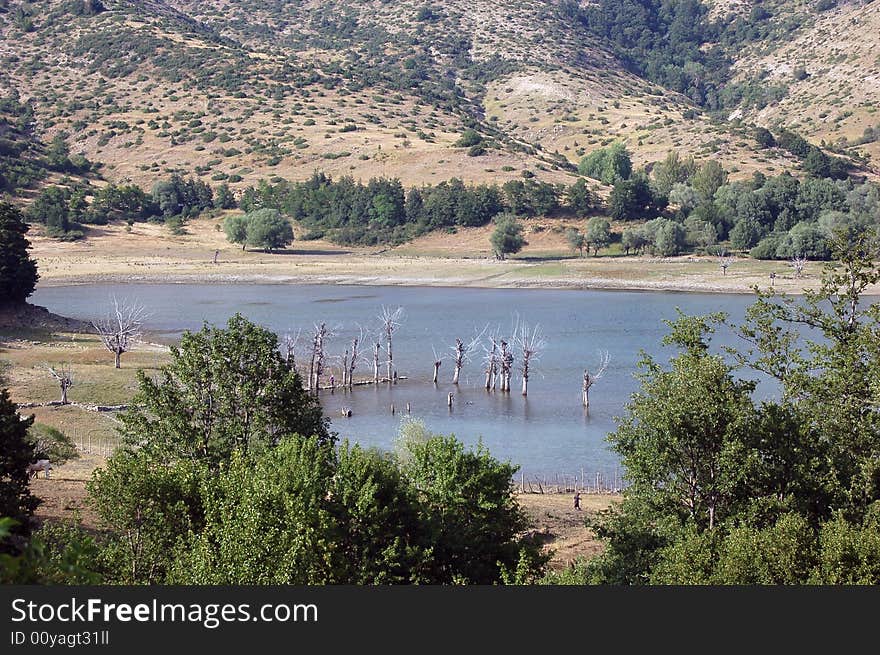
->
[0,202,39,305]
[0,389,37,551]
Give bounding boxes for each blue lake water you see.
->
[31,283,760,479]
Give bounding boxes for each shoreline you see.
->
[29,220,874,296]
[32,270,784,296]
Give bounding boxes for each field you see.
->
[27,213,850,295]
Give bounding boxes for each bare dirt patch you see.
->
[516,491,617,570]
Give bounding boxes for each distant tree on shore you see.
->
[223,213,249,249]
[585,217,611,255]
[565,228,586,256]
[245,208,293,253]
[490,215,526,260]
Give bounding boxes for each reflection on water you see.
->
[32,283,758,477]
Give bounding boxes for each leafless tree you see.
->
[44,363,74,404]
[308,322,331,394]
[449,326,486,385]
[483,333,500,391]
[499,339,514,392]
[346,327,367,389]
[582,351,610,410]
[515,321,546,397]
[93,297,146,369]
[431,346,442,384]
[791,254,807,278]
[379,306,405,383]
[373,341,381,383]
[280,328,302,371]
[718,250,733,276]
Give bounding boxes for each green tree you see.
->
[327,442,429,583]
[609,174,655,220]
[565,179,597,215]
[588,231,880,584]
[46,134,71,172]
[578,142,632,184]
[692,160,728,205]
[585,217,611,255]
[118,314,330,469]
[651,151,696,200]
[0,202,39,304]
[27,186,70,237]
[621,227,649,255]
[586,314,759,583]
[729,215,766,250]
[0,389,37,550]
[169,437,338,584]
[88,449,203,584]
[490,214,526,260]
[214,183,236,210]
[565,228,586,256]
[399,432,546,584]
[245,208,293,252]
[223,213,249,250]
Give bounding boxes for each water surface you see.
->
[32,283,759,479]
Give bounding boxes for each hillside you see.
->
[4,0,877,200]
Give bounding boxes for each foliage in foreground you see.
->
[78,316,544,585]
[573,229,880,584]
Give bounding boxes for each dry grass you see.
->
[26,214,850,295]
[516,491,618,570]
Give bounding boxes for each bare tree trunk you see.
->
[61,381,69,404]
[453,339,463,385]
[115,349,121,369]
[342,351,349,388]
[485,339,497,391]
[500,340,513,392]
[521,367,528,396]
[373,342,380,383]
[387,340,393,383]
[432,359,441,384]
[348,334,362,390]
[583,371,590,409]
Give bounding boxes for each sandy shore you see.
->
[27,218,869,295]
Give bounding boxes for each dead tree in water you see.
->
[93,297,146,369]
[450,326,486,385]
[280,328,302,371]
[373,341,381,383]
[499,339,514,392]
[431,346,442,384]
[348,330,363,389]
[44,363,74,404]
[379,305,404,383]
[483,334,500,391]
[515,321,546,397]
[582,351,610,410]
[308,323,330,394]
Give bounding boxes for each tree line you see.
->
[23,174,233,239]
[237,172,600,246]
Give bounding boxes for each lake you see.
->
[31,283,760,480]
